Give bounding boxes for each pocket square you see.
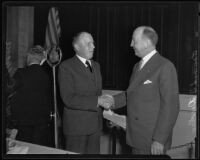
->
[143,80,152,84]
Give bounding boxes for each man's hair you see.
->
[72,31,89,50]
[28,45,45,56]
[142,27,158,46]
[27,45,45,65]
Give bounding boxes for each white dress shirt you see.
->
[76,54,92,67]
[140,49,157,69]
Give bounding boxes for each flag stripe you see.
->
[55,11,61,36]
[45,7,61,49]
[53,8,61,36]
[6,42,17,77]
[46,25,54,46]
[48,19,57,44]
[52,8,60,38]
[49,10,59,43]
[45,31,51,47]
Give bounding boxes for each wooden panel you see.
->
[179,94,197,111]
[171,111,196,147]
[102,90,124,96]
[166,143,195,159]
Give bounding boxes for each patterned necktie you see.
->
[139,59,144,70]
[85,60,92,73]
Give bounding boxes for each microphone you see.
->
[46,45,62,67]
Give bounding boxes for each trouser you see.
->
[16,123,52,147]
[64,131,100,154]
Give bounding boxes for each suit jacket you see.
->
[114,53,180,150]
[58,56,102,136]
[11,64,52,125]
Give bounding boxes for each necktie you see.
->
[85,60,92,73]
[139,59,144,70]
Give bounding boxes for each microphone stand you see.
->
[47,46,62,149]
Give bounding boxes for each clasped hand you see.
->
[98,94,114,110]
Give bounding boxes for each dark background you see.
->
[4,1,198,93]
[32,1,198,94]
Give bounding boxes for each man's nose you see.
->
[92,44,95,49]
[130,41,134,47]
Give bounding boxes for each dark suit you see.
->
[58,55,102,154]
[113,53,179,153]
[11,64,52,146]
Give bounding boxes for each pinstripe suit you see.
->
[58,55,102,153]
[113,53,180,154]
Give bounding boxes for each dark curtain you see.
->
[34,2,198,94]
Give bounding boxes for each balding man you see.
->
[110,26,180,155]
[58,32,113,154]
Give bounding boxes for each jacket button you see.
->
[135,117,138,120]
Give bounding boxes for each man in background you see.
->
[58,32,112,154]
[11,45,53,146]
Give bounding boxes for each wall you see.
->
[6,6,34,68]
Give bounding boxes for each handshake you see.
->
[98,94,114,110]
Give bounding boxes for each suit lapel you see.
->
[128,53,160,90]
[74,56,99,89]
[74,56,87,72]
[74,56,93,79]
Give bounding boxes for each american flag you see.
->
[45,7,61,50]
[6,41,17,78]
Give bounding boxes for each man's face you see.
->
[130,28,146,58]
[77,33,95,60]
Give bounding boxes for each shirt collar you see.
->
[142,49,157,63]
[76,54,91,66]
[28,62,40,66]
[40,59,46,65]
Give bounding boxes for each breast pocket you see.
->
[140,81,154,90]
[138,82,158,102]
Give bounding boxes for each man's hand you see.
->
[151,141,164,155]
[98,94,114,110]
[101,94,114,107]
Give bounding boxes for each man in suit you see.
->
[110,26,180,155]
[58,32,112,154]
[11,45,53,146]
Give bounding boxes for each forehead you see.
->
[80,33,93,43]
[133,28,143,40]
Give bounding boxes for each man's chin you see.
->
[134,52,140,57]
[89,54,93,59]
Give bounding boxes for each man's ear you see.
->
[74,44,79,51]
[145,39,151,48]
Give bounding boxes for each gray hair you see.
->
[27,45,45,65]
[142,26,158,46]
[72,31,90,50]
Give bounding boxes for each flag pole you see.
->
[45,7,62,148]
[52,65,58,148]
[47,46,62,149]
